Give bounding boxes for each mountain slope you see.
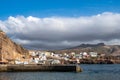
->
[54,43,120,56]
[0,31,29,62]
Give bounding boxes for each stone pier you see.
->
[0,64,82,72]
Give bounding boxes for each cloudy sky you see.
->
[1,0,120,50]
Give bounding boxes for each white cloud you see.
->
[1,12,120,49]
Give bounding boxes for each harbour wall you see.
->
[0,64,82,72]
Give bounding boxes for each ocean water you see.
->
[0,64,120,80]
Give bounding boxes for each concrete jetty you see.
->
[0,64,82,72]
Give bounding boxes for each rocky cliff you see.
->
[0,31,29,63]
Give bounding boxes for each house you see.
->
[89,52,98,58]
[44,51,51,57]
[75,54,82,59]
[70,52,75,56]
[51,59,61,64]
[82,52,89,59]
[50,52,54,57]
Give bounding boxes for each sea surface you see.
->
[0,64,120,80]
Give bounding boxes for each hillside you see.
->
[53,43,120,56]
[0,31,29,63]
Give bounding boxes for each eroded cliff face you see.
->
[0,31,29,63]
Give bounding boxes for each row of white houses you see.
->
[15,51,98,64]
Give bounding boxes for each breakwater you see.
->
[0,64,82,72]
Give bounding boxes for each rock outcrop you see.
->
[0,31,28,63]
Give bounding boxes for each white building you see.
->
[83,52,88,56]
[70,52,75,56]
[51,60,61,64]
[82,52,89,58]
[40,56,47,61]
[89,52,98,57]
[75,54,82,59]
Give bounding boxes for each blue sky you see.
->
[0,0,120,19]
[1,0,120,49]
